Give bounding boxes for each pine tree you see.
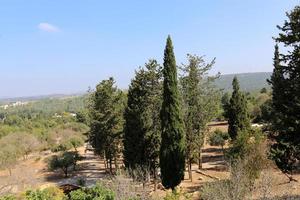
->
[180,54,220,181]
[88,77,125,173]
[228,77,250,140]
[160,36,185,190]
[124,60,162,188]
[269,6,300,181]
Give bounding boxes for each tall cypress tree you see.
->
[124,60,162,186]
[228,77,250,140]
[160,36,185,190]
[269,6,300,181]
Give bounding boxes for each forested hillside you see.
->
[215,72,271,92]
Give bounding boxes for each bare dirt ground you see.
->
[1,123,300,199]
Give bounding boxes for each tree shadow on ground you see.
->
[202,154,224,163]
[202,147,224,153]
[43,155,107,184]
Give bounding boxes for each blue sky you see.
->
[0,0,298,97]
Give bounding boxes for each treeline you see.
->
[87,5,300,193]
[88,36,221,190]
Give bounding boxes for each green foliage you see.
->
[180,54,221,178]
[88,77,125,172]
[0,195,16,200]
[214,72,271,92]
[160,36,185,190]
[48,151,81,177]
[25,187,65,200]
[227,77,250,140]
[163,190,191,200]
[124,60,162,177]
[268,6,300,179]
[0,132,42,174]
[69,184,115,200]
[221,92,231,120]
[226,129,267,183]
[49,128,86,152]
[209,129,229,149]
[260,87,267,93]
[76,109,90,125]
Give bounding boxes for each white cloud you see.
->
[38,22,60,32]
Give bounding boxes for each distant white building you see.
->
[0,101,28,110]
[70,113,77,117]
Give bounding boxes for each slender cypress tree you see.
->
[269,6,300,181]
[228,77,250,140]
[160,36,185,190]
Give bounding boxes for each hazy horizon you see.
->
[0,71,273,99]
[0,1,297,97]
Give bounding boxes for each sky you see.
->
[0,0,298,98]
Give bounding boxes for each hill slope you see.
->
[215,72,272,92]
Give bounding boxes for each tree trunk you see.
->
[114,157,119,170]
[64,168,68,178]
[109,159,113,174]
[198,148,202,169]
[153,167,157,191]
[189,160,193,182]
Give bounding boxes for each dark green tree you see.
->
[228,77,250,140]
[124,60,162,189]
[221,92,231,120]
[180,54,220,180]
[88,77,125,173]
[160,36,185,190]
[269,6,300,181]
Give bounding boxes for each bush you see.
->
[48,151,82,177]
[163,189,191,200]
[226,129,267,185]
[25,187,65,200]
[49,129,85,152]
[208,129,229,150]
[69,183,115,200]
[0,195,16,200]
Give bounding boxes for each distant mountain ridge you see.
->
[0,92,85,104]
[0,72,272,103]
[215,72,272,92]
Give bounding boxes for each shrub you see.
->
[69,183,115,200]
[208,129,229,150]
[49,129,85,152]
[25,187,65,200]
[48,151,81,177]
[163,189,191,200]
[226,129,267,185]
[200,160,251,200]
[0,195,16,200]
